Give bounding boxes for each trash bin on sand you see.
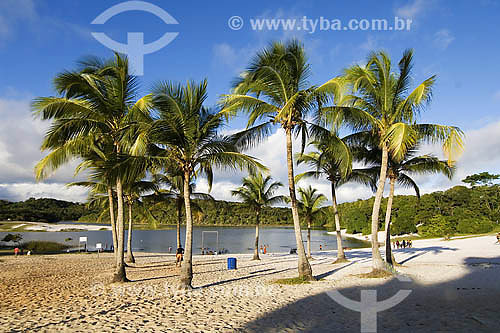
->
[227,257,237,270]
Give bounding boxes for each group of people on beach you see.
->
[259,245,269,255]
[201,248,228,255]
[13,248,31,256]
[393,239,412,249]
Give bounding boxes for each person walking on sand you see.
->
[176,246,184,267]
[14,247,19,256]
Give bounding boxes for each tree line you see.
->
[78,197,293,226]
[338,183,500,237]
[0,198,91,222]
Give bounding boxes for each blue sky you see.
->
[1,0,500,203]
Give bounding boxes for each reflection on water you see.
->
[0,225,368,254]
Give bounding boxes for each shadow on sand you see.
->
[240,251,500,332]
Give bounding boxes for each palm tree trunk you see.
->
[385,176,398,266]
[113,178,128,282]
[126,201,135,264]
[285,127,313,280]
[331,183,346,263]
[370,142,389,271]
[180,171,193,289]
[307,215,312,258]
[176,199,182,249]
[253,210,260,260]
[107,185,118,260]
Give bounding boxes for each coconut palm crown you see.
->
[231,172,287,260]
[322,49,464,270]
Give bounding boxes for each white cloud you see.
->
[493,90,500,101]
[212,43,256,73]
[0,183,88,202]
[0,96,88,202]
[359,35,379,52]
[394,0,428,19]
[198,119,500,206]
[0,0,37,41]
[0,0,91,46]
[433,29,455,50]
[391,120,500,197]
[3,91,500,208]
[195,128,375,206]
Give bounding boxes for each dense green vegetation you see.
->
[338,184,500,237]
[0,198,95,222]
[4,183,499,241]
[21,241,70,254]
[80,198,294,226]
[0,233,69,254]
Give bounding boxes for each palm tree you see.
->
[123,179,158,264]
[151,173,213,249]
[297,186,327,258]
[296,129,353,263]
[221,40,340,280]
[32,53,152,282]
[141,79,264,289]
[65,144,119,257]
[231,172,287,260]
[351,141,454,265]
[324,49,464,271]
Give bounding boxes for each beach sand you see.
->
[0,235,499,332]
[0,221,112,232]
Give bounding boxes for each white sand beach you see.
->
[1,235,499,332]
[4,221,112,232]
[328,229,420,243]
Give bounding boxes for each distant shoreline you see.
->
[1,221,331,232]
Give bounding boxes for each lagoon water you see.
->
[0,224,366,254]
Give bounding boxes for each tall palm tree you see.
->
[352,141,454,265]
[65,143,119,257]
[296,128,352,262]
[32,53,152,282]
[141,79,264,289]
[221,40,340,280]
[297,186,327,258]
[151,173,213,249]
[231,172,287,260]
[324,49,464,271]
[123,179,158,264]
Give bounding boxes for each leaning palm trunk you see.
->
[331,183,346,263]
[253,210,260,260]
[126,201,135,264]
[306,215,312,258]
[384,177,399,266]
[107,186,118,260]
[176,199,182,249]
[180,171,194,289]
[113,178,128,282]
[370,143,389,271]
[285,128,313,280]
